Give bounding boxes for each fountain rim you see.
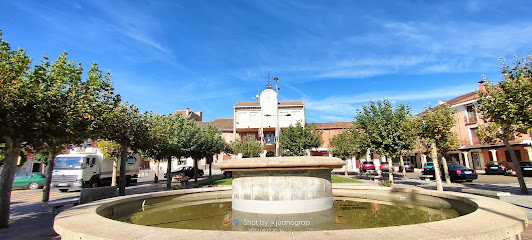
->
[218,156,346,171]
[53,185,528,240]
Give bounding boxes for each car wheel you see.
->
[224,171,232,178]
[89,179,99,188]
[59,189,68,193]
[28,182,40,190]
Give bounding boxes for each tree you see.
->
[28,53,116,203]
[355,100,415,184]
[189,125,225,183]
[97,140,123,186]
[0,31,33,228]
[330,126,366,176]
[228,135,263,158]
[99,102,149,196]
[143,114,173,185]
[477,55,532,194]
[279,122,322,156]
[419,104,460,190]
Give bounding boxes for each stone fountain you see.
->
[218,156,345,214]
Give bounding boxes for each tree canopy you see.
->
[354,100,417,182]
[477,55,532,194]
[228,135,263,158]
[279,122,322,156]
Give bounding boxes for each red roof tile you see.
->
[441,91,478,106]
[314,121,353,130]
[196,118,234,131]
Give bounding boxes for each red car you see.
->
[380,162,393,172]
[361,161,376,172]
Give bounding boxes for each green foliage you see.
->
[97,140,122,160]
[419,104,460,155]
[228,135,263,158]
[199,178,232,186]
[476,122,501,145]
[378,180,393,187]
[279,122,322,156]
[477,56,532,137]
[477,55,532,194]
[355,100,417,159]
[330,126,367,160]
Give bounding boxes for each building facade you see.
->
[411,82,532,170]
[233,83,305,156]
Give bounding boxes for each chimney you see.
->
[186,108,190,116]
[478,80,487,94]
[197,111,203,121]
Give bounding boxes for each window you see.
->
[466,105,477,123]
[470,127,480,145]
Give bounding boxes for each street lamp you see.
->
[264,113,291,156]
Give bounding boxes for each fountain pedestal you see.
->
[218,156,345,214]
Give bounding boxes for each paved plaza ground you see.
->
[0,169,531,240]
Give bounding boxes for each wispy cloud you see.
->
[306,83,478,117]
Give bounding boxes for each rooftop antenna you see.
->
[265,71,272,89]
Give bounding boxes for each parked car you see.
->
[519,161,532,177]
[423,162,434,172]
[361,161,376,172]
[423,163,478,182]
[12,173,46,190]
[399,162,414,172]
[484,161,512,175]
[163,166,204,179]
[380,162,393,172]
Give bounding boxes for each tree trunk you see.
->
[193,158,198,183]
[399,155,406,179]
[42,151,57,202]
[441,156,451,184]
[111,159,118,186]
[431,143,443,191]
[154,160,159,183]
[503,139,528,194]
[208,156,212,178]
[0,137,22,229]
[387,156,393,184]
[118,143,128,196]
[166,156,172,190]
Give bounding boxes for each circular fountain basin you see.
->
[54,186,528,239]
[218,156,345,214]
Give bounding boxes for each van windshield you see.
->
[55,157,83,169]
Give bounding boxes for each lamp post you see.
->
[264,113,291,156]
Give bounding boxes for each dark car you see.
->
[399,162,414,172]
[164,166,204,179]
[484,161,512,175]
[12,173,46,190]
[423,163,478,182]
[361,161,376,172]
[519,161,532,177]
[380,162,393,172]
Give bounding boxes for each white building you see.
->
[233,81,305,156]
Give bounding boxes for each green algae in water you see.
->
[122,198,462,231]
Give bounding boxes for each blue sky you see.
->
[1,0,532,123]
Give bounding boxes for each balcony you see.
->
[264,135,276,145]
